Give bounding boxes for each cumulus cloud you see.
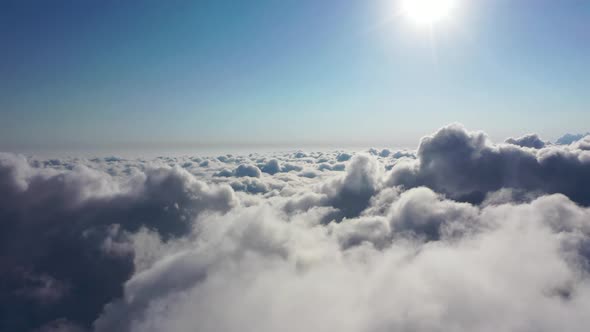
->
[336,152,353,162]
[259,159,303,175]
[556,133,590,145]
[293,151,307,158]
[260,159,282,175]
[94,191,590,332]
[230,177,270,194]
[318,163,345,172]
[281,154,382,221]
[0,154,236,331]
[234,164,262,178]
[3,123,590,332]
[505,133,546,149]
[572,136,590,151]
[214,164,262,178]
[369,148,415,160]
[387,123,590,205]
[325,154,382,218]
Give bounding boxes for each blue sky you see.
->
[1,0,589,151]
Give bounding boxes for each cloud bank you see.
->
[2,124,590,332]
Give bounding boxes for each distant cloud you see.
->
[230,177,269,194]
[214,164,262,178]
[234,164,262,178]
[336,152,353,162]
[260,159,282,175]
[259,159,303,175]
[505,133,546,149]
[556,132,590,145]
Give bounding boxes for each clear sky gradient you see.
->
[1,0,589,151]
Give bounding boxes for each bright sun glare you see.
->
[401,0,458,26]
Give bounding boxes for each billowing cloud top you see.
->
[388,124,590,205]
[505,133,546,149]
[2,124,590,332]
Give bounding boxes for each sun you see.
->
[400,0,458,26]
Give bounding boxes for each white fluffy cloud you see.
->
[3,124,590,332]
[95,191,590,332]
[505,133,546,149]
[387,124,590,205]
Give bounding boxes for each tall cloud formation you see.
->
[2,124,590,332]
[388,124,590,204]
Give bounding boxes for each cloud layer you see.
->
[2,124,590,332]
